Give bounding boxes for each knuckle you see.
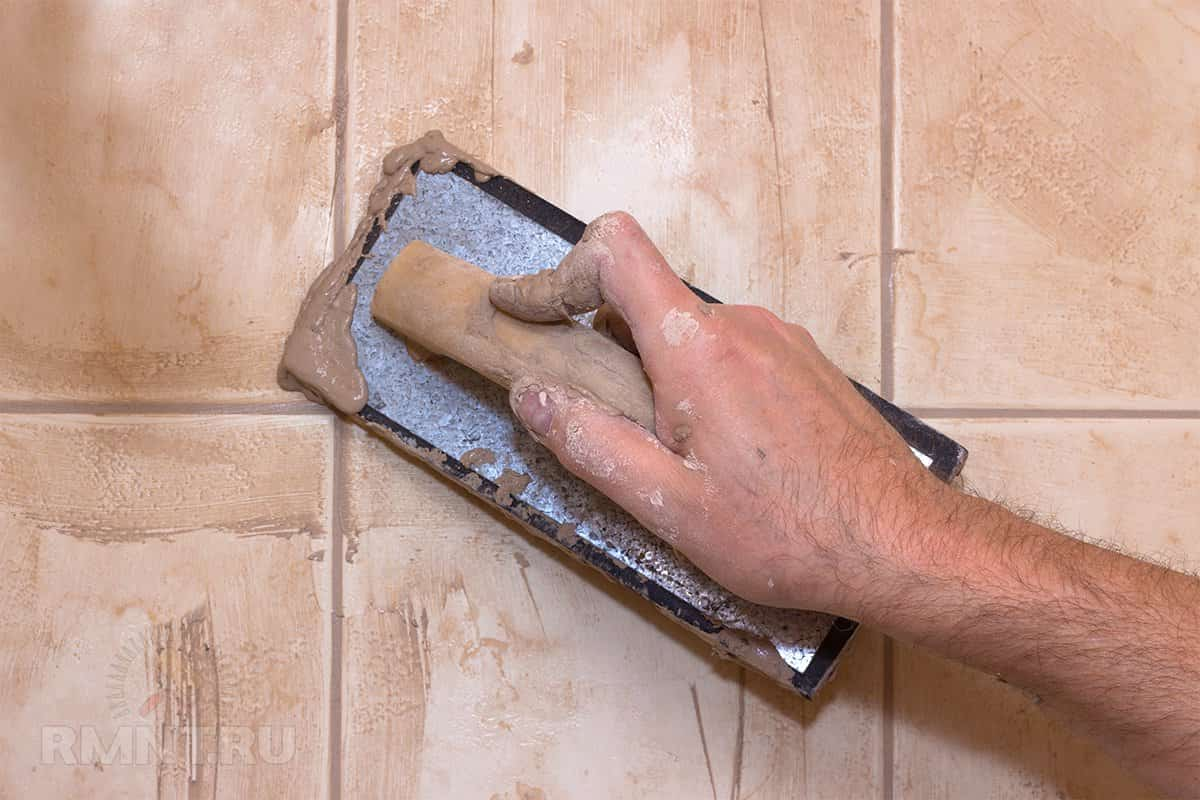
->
[787,322,817,347]
[746,305,791,336]
[707,333,769,374]
[587,210,639,242]
[746,304,778,322]
[600,209,635,226]
[719,304,787,334]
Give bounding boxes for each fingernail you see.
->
[514,385,554,435]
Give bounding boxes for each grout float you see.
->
[279,130,496,412]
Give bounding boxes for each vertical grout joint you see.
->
[879,0,897,404]
[879,3,898,799]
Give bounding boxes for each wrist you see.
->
[838,475,1003,628]
[848,479,1072,646]
[807,460,963,620]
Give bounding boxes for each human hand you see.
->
[496,214,1200,797]
[490,212,944,616]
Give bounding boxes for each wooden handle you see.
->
[371,241,656,431]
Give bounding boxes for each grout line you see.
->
[879,2,897,799]
[0,400,328,416]
[331,0,350,257]
[10,401,1187,422]
[489,0,497,164]
[730,667,746,800]
[878,0,897,403]
[328,5,349,800]
[905,407,1200,420]
[328,420,346,800]
[882,636,895,800]
[756,0,789,317]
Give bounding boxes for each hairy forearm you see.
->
[855,482,1200,795]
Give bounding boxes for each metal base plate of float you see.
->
[341,164,967,697]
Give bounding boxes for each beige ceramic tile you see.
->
[0,4,335,403]
[492,0,782,307]
[344,0,493,241]
[0,415,333,798]
[493,0,882,384]
[339,424,882,798]
[894,0,1200,409]
[893,418,1199,798]
[761,0,882,386]
[740,629,884,800]
[894,643,1158,800]
[944,419,1200,568]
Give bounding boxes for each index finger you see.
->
[489,211,705,377]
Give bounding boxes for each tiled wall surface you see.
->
[0,1,1194,797]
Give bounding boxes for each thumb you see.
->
[510,377,698,544]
